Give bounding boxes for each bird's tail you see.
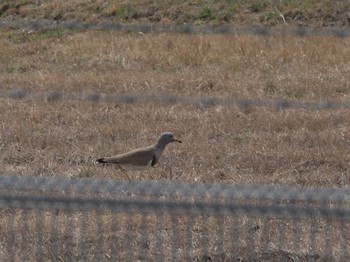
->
[96,158,107,164]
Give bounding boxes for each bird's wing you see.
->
[101,145,155,166]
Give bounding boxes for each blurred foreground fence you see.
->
[1,20,350,38]
[2,89,350,111]
[0,175,349,261]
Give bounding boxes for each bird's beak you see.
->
[172,138,182,143]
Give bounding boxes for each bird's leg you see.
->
[116,165,131,181]
[137,171,143,180]
[122,169,131,181]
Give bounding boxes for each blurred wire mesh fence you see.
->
[1,89,349,111]
[0,175,349,261]
[1,20,350,38]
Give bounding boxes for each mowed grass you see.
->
[0,28,350,260]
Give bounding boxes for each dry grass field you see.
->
[0,0,350,261]
[1,30,350,186]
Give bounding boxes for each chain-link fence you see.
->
[1,20,350,38]
[0,175,349,261]
[1,89,348,111]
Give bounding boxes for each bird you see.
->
[96,132,181,180]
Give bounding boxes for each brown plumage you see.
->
[96,132,181,173]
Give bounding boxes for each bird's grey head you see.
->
[158,132,182,146]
